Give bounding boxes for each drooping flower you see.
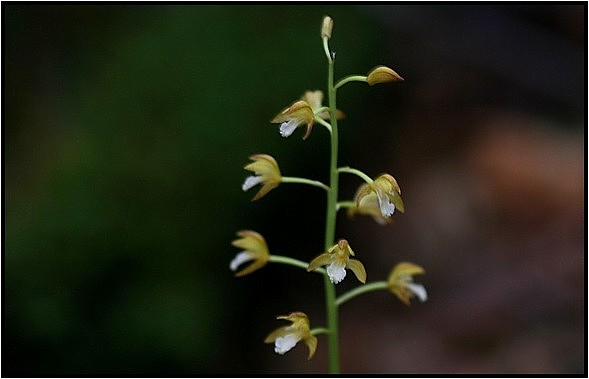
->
[307,239,366,284]
[366,65,404,86]
[230,230,270,277]
[242,154,281,201]
[387,262,427,305]
[264,312,317,359]
[271,100,315,139]
[354,174,404,221]
[347,190,390,225]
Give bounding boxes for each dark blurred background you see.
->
[3,4,585,375]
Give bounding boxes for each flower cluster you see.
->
[229,16,427,370]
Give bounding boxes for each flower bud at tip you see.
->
[366,66,404,86]
[321,16,333,39]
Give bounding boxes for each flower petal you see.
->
[279,120,298,138]
[304,335,318,360]
[406,282,428,302]
[234,258,267,277]
[391,191,405,213]
[326,261,346,284]
[264,326,288,344]
[252,182,279,201]
[242,175,263,191]
[390,262,425,277]
[307,252,333,272]
[244,154,281,177]
[232,230,267,253]
[376,190,396,217]
[271,101,313,124]
[354,183,373,207]
[346,259,367,284]
[301,90,324,111]
[229,251,254,272]
[274,333,300,355]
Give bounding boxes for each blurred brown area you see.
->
[336,110,584,374]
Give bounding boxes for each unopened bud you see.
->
[366,66,404,86]
[321,16,333,39]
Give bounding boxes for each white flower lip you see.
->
[326,261,347,284]
[279,119,298,137]
[229,251,254,271]
[376,190,395,217]
[274,333,300,355]
[242,175,263,191]
[405,282,428,302]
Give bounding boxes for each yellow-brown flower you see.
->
[387,262,427,305]
[354,174,404,220]
[242,154,281,201]
[307,239,366,284]
[264,312,317,359]
[230,230,270,277]
[271,100,315,139]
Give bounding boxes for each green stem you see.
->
[315,106,330,115]
[335,281,388,307]
[268,255,326,274]
[281,176,330,191]
[322,38,333,64]
[336,201,356,211]
[338,166,374,184]
[334,75,367,90]
[323,49,340,374]
[315,116,333,133]
[310,327,331,336]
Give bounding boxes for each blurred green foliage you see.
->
[4,5,384,375]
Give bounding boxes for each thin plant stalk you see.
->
[323,48,341,374]
[336,281,388,307]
